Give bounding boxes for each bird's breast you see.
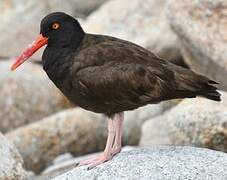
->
[43,61,104,113]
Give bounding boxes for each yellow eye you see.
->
[52,23,60,30]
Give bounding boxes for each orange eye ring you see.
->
[52,23,60,30]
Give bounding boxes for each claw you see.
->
[87,166,94,170]
[75,162,79,167]
[87,154,112,169]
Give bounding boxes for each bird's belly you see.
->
[47,72,142,115]
[64,91,140,115]
[65,93,112,114]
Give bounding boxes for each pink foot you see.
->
[76,153,113,170]
[76,155,101,166]
[87,153,113,170]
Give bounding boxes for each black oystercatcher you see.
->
[11,12,221,169]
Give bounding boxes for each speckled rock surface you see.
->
[53,146,227,180]
[35,147,134,179]
[0,60,69,133]
[6,108,107,173]
[0,132,26,179]
[6,100,179,174]
[83,0,182,64]
[140,91,227,152]
[166,0,227,90]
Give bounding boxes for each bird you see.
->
[11,12,221,169]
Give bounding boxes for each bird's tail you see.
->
[193,80,221,101]
[167,64,221,102]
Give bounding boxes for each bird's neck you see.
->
[42,47,73,84]
[42,30,85,71]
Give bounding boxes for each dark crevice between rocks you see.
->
[170,56,189,69]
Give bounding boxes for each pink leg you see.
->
[77,116,116,169]
[111,112,124,156]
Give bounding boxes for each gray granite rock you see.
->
[6,108,107,173]
[6,100,179,174]
[0,0,107,59]
[0,132,26,179]
[73,0,108,17]
[0,60,69,133]
[83,0,183,65]
[53,146,227,180]
[166,0,227,90]
[38,146,134,179]
[0,0,74,60]
[140,91,227,152]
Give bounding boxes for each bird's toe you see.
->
[111,147,122,156]
[87,153,113,170]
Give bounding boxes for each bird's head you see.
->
[11,12,84,71]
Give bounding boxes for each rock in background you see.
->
[140,91,227,152]
[6,108,107,173]
[0,0,226,177]
[0,0,108,23]
[83,0,184,66]
[0,0,108,60]
[0,132,27,179]
[53,147,227,180]
[73,0,109,17]
[6,101,179,174]
[123,99,180,145]
[0,61,70,133]
[166,0,227,90]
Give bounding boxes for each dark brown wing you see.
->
[71,34,220,115]
[72,36,176,114]
[76,62,175,114]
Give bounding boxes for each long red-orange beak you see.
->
[11,34,48,71]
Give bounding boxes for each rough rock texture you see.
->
[167,0,227,90]
[123,100,180,145]
[0,132,26,179]
[0,0,74,60]
[140,91,227,152]
[37,147,134,179]
[83,0,183,65]
[6,108,107,173]
[6,100,179,174]
[53,147,227,180]
[0,60,69,133]
[0,0,107,59]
